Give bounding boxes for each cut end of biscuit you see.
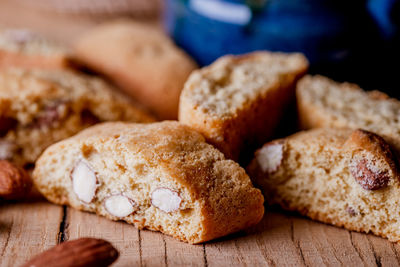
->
[71,160,97,203]
[105,195,137,218]
[257,142,284,174]
[151,188,182,213]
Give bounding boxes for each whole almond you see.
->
[21,238,119,267]
[0,160,32,199]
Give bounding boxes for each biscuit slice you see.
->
[33,121,264,243]
[179,51,308,161]
[0,29,74,70]
[74,20,198,120]
[0,68,154,166]
[248,128,400,242]
[297,75,400,153]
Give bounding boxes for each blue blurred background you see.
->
[165,0,400,96]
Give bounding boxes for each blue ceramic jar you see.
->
[165,0,400,95]
[165,0,380,66]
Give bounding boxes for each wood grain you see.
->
[139,227,166,266]
[65,207,205,267]
[292,215,364,266]
[164,235,205,266]
[0,201,63,267]
[2,202,400,266]
[66,207,141,267]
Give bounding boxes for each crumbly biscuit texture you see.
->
[248,128,400,242]
[0,28,74,70]
[33,121,264,243]
[179,51,308,160]
[297,75,400,154]
[0,68,154,166]
[74,20,198,119]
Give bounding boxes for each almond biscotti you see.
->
[179,51,308,161]
[248,128,400,242]
[297,75,400,153]
[33,121,264,244]
[0,29,74,70]
[74,20,198,120]
[0,68,154,167]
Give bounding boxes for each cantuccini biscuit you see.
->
[74,20,198,120]
[179,51,308,160]
[248,128,400,242]
[33,121,264,243]
[0,68,154,166]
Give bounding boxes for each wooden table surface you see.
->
[1,1,400,266]
[2,198,400,267]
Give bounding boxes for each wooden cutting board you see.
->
[0,2,399,266]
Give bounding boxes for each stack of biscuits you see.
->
[2,19,400,244]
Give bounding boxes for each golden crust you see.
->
[33,121,264,243]
[74,19,198,120]
[179,51,308,160]
[248,128,400,242]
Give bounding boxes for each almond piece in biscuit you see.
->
[151,188,182,213]
[344,129,398,190]
[104,195,137,218]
